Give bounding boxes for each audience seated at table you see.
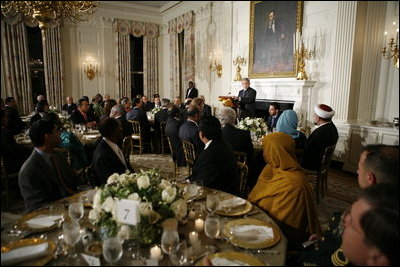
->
[301,104,338,170]
[142,95,155,112]
[4,96,25,136]
[92,94,105,120]
[126,97,151,140]
[19,119,79,212]
[42,112,88,172]
[165,105,186,167]
[178,105,204,156]
[200,95,212,117]
[100,99,117,121]
[120,97,132,115]
[29,100,49,126]
[266,102,281,132]
[110,104,133,141]
[91,118,134,186]
[70,97,97,127]
[188,116,238,195]
[276,109,307,149]
[248,132,321,250]
[62,96,77,115]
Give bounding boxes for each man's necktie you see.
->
[50,154,75,195]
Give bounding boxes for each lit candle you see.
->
[194,218,204,232]
[150,245,162,260]
[384,31,388,47]
[189,231,199,245]
[396,28,399,45]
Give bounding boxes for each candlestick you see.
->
[150,245,162,260]
[194,218,204,232]
[189,231,199,245]
[384,31,388,47]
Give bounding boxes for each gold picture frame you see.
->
[249,1,304,78]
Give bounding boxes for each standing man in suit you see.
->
[266,102,281,132]
[4,97,25,136]
[236,78,257,120]
[188,116,238,195]
[19,119,79,212]
[62,96,77,115]
[301,104,339,171]
[91,118,134,186]
[185,81,198,99]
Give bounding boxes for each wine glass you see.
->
[68,202,84,223]
[102,237,123,265]
[62,220,81,258]
[206,193,220,215]
[169,241,192,266]
[161,229,180,258]
[204,214,221,239]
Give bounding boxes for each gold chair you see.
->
[237,161,249,198]
[160,121,169,156]
[302,144,336,204]
[122,136,132,160]
[128,120,143,156]
[167,137,178,181]
[182,139,196,175]
[234,151,247,164]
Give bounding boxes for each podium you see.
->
[218,96,238,109]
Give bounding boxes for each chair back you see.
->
[122,136,132,159]
[167,136,176,162]
[182,140,196,174]
[160,121,169,155]
[129,120,141,137]
[320,145,336,174]
[237,162,249,198]
[234,151,247,164]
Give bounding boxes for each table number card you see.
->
[117,199,140,225]
[81,253,100,266]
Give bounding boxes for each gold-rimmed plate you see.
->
[223,218,281,249]
[198,251,265,266]
[1,238,56,266]
[16,209,59,233]
[215,196,252,217]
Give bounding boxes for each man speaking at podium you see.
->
[236,78,257,120]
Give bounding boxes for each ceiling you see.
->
[121,1,171,8]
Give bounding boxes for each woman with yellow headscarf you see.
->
[248,132,321,249]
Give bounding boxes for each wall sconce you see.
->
[381,22,399,68]
[83,57,98,80]
[233,56,246,81]
[209,49,222,78]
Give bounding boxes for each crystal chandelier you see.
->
[1,1,99,29]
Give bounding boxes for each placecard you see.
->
[117,199,140,225]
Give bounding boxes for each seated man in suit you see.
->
[18,119,79,212]
[62,96,77,115]
[266,102,281,132]
[188,116,238,195]
[70,97,97,127]
[154,98,170,152]
[301,104,339,171]
[165,105,185,167]
[199,95,212,117]
[91,118,134,186]
[110,104,133,148]
[126,97,151,140]
[178,105,204,156]
[174,97,185,111]
[4,96,25,136]
[29,100,49,126]
[142,95,155,112]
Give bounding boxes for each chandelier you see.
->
[1,1,99,29]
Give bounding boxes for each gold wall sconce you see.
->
[209,49,222,78]
[83,57,98,80]
[382,24,399,68]
[233,56,246,81]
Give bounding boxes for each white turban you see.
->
[314,104,335,119]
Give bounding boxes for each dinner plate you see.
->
[215,196,252,217]
[1,238,56,266]
[200,251,265,266]
[16,209,59,233]
[223,218,280,249]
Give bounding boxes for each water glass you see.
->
[62,220,81,257]
[204,215,220,239]
[68,202,84,222]
[206,193,220,215]
[102,237,123,265]
[161,229,180,256]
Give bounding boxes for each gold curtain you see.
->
[114,19,131,99]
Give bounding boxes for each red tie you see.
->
[50,154,76,195]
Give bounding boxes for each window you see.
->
[130,35,144,98]
[26,26,45,105]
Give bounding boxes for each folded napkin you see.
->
[84,134,99,139]
[211,257,250,266]
[219,198,246,210]
[26,214,62,228]
[230,225,274,242]
[87,130,99,134]
[184,185,201,198]
[1,242,48,265]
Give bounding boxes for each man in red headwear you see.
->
[301,104,338,170]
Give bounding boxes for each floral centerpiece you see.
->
[236,117,268,139]
[58,114,72,130]
[89,168,187,245]
[147,106,162,121]
[49,105,59,113]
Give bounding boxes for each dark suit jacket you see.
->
[62,103,77,115]
[1,127,29,173]
[69,109,97,125]
[301,122,339,171]
[29,113,43,126]
[189,139,238,195]
[165,117,186,166]
[91,139,134,186]
[203,104,212,118]
[266,112,281,131]
[5,106,25,135]
[126,107,151,138]
[178,120,204,156]
[18,149,79,212]
[222,125,254,163]
[186,87,198,99]
[154,109,169,131]
[238,87,257,119]
[143,101,155,112]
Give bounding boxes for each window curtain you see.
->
[1,18,33,115]
[168,11,195,98]
[114,19,159,99]
[41,26,64,110]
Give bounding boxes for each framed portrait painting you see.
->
[249,1,303,78]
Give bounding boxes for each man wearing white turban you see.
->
[300,104,339,170]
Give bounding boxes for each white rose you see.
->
[88,207,102,223]
[107,173,120,185]
[93,188,102,209]
[117,225,132,241]
[128,193,140,201]
[162,186,177,204]
[101,196,115,212]
[171,199,187,221]
[159,179,171,190]
[140,202,153,216]
[137,175,150,190]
